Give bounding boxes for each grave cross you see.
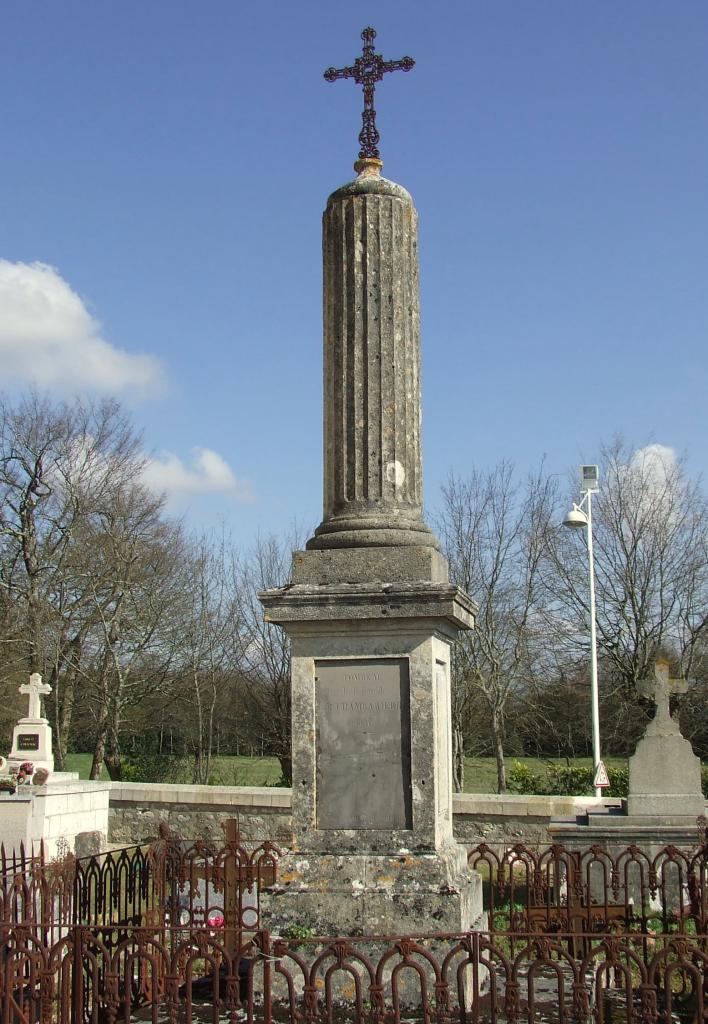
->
[19,672,51,721]
[324,27,415,160]
[637,658,687,731]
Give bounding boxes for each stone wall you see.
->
[108,783,293,846]
[452,792,608,846]
[1,779,111,859]
[0,793,34,855]
[108,784,609,849]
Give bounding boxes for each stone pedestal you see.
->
[550,806,706,853]
[259,574,481,936]
[266,846,481,938]
[8,717,54,775]
[0,777,110,859]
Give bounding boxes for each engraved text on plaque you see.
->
[18,734,40,751]
[315,658,412,829]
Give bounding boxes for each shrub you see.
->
[545,763,593,795]
[608,767,629,797]
[507,760,629,797]
[121,753,188,784]
[507,761,542,794]
[281,925,316,950]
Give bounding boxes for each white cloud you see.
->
[0,260,165,396]
[611,443,681,524]
[629,444,678,492]
[142,447,253,501]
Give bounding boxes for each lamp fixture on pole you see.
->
[563,465,604,798]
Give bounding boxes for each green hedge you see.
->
[507,761,708,798]
[507,761,628,797]
[121,753,189,783]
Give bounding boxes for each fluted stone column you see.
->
[258,157,480,942]
[308,160,436,551]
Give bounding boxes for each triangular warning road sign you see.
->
[593,760,610,788]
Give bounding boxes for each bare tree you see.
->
[82,478,183,780]
[172,532,234,784]
[543,440,708,696]
[229,534,296,784]
[440,463,555,793]
[0,393,148,768]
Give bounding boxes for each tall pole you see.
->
[586,490,602,798]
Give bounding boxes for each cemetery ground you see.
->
[64,753,633,791]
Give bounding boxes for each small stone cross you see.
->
[324,27,415,160]
[19,672,51,720]
[637,658,687,732]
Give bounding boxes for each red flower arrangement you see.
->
[17,761,34,784]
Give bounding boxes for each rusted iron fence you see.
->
[0,821,281,938]
[469,841,708,937]
[2,925,708,1023]
[2,834,708,1021]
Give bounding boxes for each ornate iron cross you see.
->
[324,27,415,160]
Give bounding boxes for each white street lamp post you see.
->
[563,465,603,798]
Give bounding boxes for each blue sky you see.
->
[1,1,706,544]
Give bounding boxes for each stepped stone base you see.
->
[260,843,482,937]
[550,806,707,852]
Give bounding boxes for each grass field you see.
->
[64,753,629,792]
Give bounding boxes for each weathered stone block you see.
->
[261,845,481,938]
[292,546,450,585]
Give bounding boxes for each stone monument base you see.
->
[259,845,485,1010]
[550,805,707,853]
[8,718,54,774]
[261,842,483,937]
[627,730,704,819]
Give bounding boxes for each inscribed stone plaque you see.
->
[315,658,412,830]
[18,733,40,751]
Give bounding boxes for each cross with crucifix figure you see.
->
[637,658,687,733]
[324,27,415,160]
[19,672,52,721]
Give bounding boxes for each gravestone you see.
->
[1,673,111,858]
[551,657,706,853]
[628,657,704,820]
[8,673,54,774]
[259,28,482,939]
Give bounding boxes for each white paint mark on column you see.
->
[385,460,405,486]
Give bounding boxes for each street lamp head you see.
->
[563,504,588,529]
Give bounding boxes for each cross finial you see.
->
[637,658,688,732]
[19,672,51,721]
[324,27,415,162]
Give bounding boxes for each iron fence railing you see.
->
[0,821,281,937]
[1,924,707,1023]
[469,841,708,937]
[3,833,708,1020]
